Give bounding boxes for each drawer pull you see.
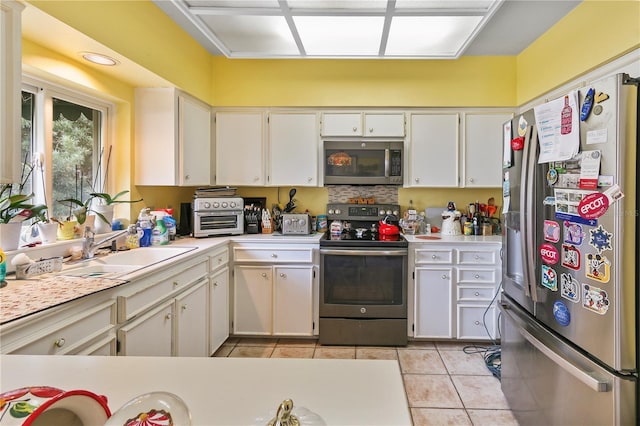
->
[474,320,481,325]
[441,274,448,280]
[54,338,66,348]
[353,127,358,132]
[474,255,480,260]
[262,273,268,278]
[280,273,286,278]
[213,281,218,287]
[173,281,179,287]
[475,291,480,296]
[271,253,277,258]
[432,254,437,259]
[182,304,188,311]
[217,257,223,263]
[475,274,480,279]
[165,313,172,320]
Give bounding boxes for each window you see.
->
[21,77,111,224]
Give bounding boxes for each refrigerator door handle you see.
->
[513,315,610,392]
[519,125,538,301]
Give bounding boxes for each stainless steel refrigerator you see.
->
[500,73,639,425]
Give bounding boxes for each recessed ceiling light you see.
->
[81,52,119,66]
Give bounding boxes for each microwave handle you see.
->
[384,148,390,177]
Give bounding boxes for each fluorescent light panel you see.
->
[293,16,384,55]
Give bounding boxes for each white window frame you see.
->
[21,74,115,215]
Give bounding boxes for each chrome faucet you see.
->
[82,225,128,259]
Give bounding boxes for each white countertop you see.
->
[403,233,502,244]
[0,355,412,426]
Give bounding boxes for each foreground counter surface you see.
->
[0,355,412,426]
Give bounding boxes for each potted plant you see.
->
[0,187,48,250]
[59,190,142,235]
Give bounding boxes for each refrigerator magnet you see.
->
[564,221,585,245]
[578,192,609,219]
[586,253,611,284]
[560,273,580,303]
[580,88,595,121]
[595,91,609,103]
[552,301,571,326]
[589,225,613,254]
[582,284,610,315]
[517,115,528,137]
[544,220,560,242]
[546,168,558,186]
[540,243,560,265]
[561,244,581,270]
[541,265,558,291]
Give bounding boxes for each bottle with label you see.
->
[151,218,168,245]
[561,95,573,135]
[164,215,177,241]
[137,208,153,247]
[330,220,343,238]
[125,224,141,249]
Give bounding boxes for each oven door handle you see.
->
[320,249,407,256]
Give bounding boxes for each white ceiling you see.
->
[154,0,582,59]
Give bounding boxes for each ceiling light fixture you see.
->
[81,52,119,66]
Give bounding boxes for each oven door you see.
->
[319,248,407,318]
[193,211,242,236]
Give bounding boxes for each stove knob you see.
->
[379,211,386,216]
[222,202,228,208]
[393,210,399,216]
[204,202,211,209]
[212,201,220,208]
[334,208,341,215]
[386,210,392,215]
[328,209,334,215]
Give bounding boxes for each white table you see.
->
[0,355,411,425]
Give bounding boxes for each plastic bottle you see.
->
[137,208,153,247]
[0,247,7,288]
[163,215,177,241]
[125,224,141,249]
[151,217,168,245]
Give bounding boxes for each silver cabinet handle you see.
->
[271,253,277,258]
[261,273,268,278]
[213,281,218,287]
[165,313,172,320]
[415,178,420,183]
[432,254,437,259]
[173,281,179,287]
[353,127,358,132]
[185,174,190,180]
[54,338,66,348]
[279,273,286,278]
[474,292,480,296]
[181,304,187,311]
[369,128,374,133]
[474,320,481,325]
[441,274,447,280]
[469,178,474,183]
[475,274,480,279]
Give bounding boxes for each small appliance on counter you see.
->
[192,196,244,237]
[281,213,312,235]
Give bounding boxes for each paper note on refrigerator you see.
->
[534,91,580,163]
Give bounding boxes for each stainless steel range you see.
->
[319,203,408,346]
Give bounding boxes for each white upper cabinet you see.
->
[215,111,266,186]
[321,112,405,137]
[408,113,459,187]
[462,112,513,188]
[268,112,318,186]
[0,0,23,184]
[135,88,212,186]
[363,113,405,137]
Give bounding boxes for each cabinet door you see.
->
[463,113,512,187]
[364,113,405,137]
[273,266,314,336]
[269,112,318,186]
[321,113,362,136]
[233,265,272,335]
[408,113,459,187]
[175,280,208,357]
[215,112,265,185]
[0,1,22,184]
[210,266,230,354]
[179,95,212,186]
[414,267,454,338]
[457,304,497,340]
[118,300,173,356]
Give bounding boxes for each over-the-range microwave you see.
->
[323,139,403,185]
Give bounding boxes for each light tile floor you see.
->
[213,338,519,426]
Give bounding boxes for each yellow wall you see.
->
[517,0,640,104]
[211,57,516,107]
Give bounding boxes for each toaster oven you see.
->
[193,197,244,237]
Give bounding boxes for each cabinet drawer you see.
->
[209,246,230,272]
[457,268,498,285]
[233,247,313,263]
[457,304,497,340]
[8,300,116,355]
[118,260,208,322]
[457,249,498,265]
[415,248,453,264]
[457,286,496,302]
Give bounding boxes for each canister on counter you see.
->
[317,214,328,233]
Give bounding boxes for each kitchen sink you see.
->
[61,264,140,278]
[90,246,197,266]
[60,246,198,277]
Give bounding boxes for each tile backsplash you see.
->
[327,185,399,204]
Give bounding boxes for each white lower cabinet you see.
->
[411,242,501,341]
[232,243,317,337]
[175,280,208,356]
[209,266,230,354]
[118,300,174,356]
